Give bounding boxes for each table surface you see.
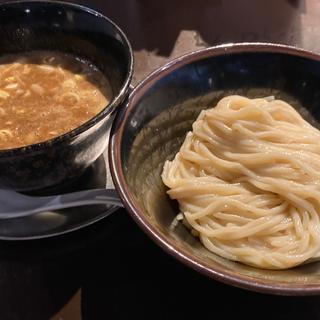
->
[2,0,320,319]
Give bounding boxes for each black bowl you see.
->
[0,0,133,191]
[110,43,320,295]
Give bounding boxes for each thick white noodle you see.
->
[162,95,320,269]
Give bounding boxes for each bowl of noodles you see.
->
[109,43,320,295]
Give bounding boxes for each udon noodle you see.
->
[162,95,320,269]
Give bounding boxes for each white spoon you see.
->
[0,188,123,219]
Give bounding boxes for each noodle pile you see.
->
[162,95,320,269]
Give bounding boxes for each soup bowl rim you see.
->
[0,0,133,156]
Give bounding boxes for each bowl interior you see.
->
[0,1,131,108]
[116,47,320,293]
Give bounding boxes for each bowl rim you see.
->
[0,0,133,156]
[109,42,320,295]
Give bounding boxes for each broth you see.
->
[0,51,111,150]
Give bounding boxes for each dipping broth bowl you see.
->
[0,0,133,191]
[110,43,320,295]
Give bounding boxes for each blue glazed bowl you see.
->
[0,0,133,191]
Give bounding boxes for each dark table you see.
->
[2,1,320,319]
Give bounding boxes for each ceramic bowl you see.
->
[110,43,320,295]
[0,0,133,191]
